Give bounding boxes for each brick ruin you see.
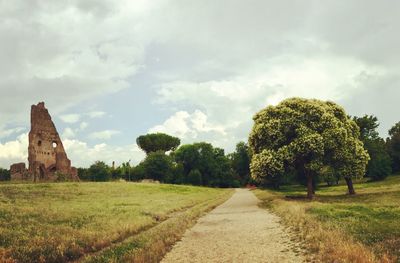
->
[10,102,79,181]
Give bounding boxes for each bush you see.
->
[0,168,10,181]
[88,161,111,181]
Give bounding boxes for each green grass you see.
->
[0,182,232,263]
[254,176,400,262]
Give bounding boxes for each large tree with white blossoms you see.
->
[249,98,369,199]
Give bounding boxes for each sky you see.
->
[1,0,400,168]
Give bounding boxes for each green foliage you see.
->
[249,98,369,197]
[54,172,71,182]
[136,133,180,154]
[88,161,111,182]
[353,115,380,140]
[131,163,146,181]
[320,165,340,186]
[187,169,202,186]
[228,142,251,185]
[386,121,400,173]
[141,151,174,182]
[0,168,10,181]
[353,115,392,181]
[174,142,237,187]
[364,139,392,181]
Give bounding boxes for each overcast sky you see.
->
[1,0,399,168]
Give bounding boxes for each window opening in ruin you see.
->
[52,142,57,148]
[38,140,42,146]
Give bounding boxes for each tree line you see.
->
[76,134,251,188]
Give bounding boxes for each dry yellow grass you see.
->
[0,182,233,263]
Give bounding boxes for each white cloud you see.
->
[89,130,121,140]
[149,110,227,147]
[0,133,28,168]
[59,114,81,124]
[63,139,144,167]
[86,111,106,118]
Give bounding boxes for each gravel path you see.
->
[162,188,304,263]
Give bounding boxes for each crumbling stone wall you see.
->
[10,163,28,180]
[10,102,79,181]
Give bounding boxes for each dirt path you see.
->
[161,189,304,263]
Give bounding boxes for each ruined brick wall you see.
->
[10,163,28,180]
[10,102,79,181]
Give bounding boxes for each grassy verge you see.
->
[0,182,233,263]
[81,192,230,263]
[254,176,400,263]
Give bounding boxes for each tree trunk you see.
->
[345,177,356,195]
[312,178,316,194]
[307,173,314,199]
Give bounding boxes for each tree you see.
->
[387,121,400,173]
[77,167,90,181]
[229,142,251,185]
[136,133,180,154]
[353,115,392,181]
[353,115,380,140]
[0,168,10,181]
[88,161,111,181]
[174,142,237,187]
[187,169,203,185]
[119,161,133,181]
[249,98,369,199]
[141,151,174,182]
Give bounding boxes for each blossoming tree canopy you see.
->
[249,98,370,199]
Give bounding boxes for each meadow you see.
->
[0,182,232,263]
[255,176,400,263]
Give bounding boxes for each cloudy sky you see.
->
[1,0,399,168]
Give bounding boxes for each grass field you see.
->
[254,176,400,263]
[0,182,233,263]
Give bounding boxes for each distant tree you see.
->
[229,142,251,185]
[174,142,237,187]
[77,167,90,181]
[353,115,380,140]
[0,168,10,181]
[88,161,111,181]
[131,163,146,181]
[353,115,392,181]
[187,169,203,186]
[387,121,400,173]
[136,133,180,154]
[141,151,174,182]
[119,161,133,181]
[171,163,185,184]
[249,98,369,199]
